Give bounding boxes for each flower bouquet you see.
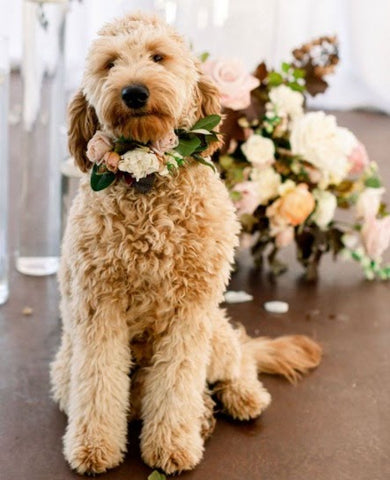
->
[203,37,390,281]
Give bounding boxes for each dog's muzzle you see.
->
[121,84,150,109]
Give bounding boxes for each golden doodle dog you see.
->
[50,12,322,475]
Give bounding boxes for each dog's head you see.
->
[68,13,221,172]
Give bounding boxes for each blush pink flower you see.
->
[151,131,179,155]
[234,181,260,216]
[86,131,112,164]
[362,216,390,260]
[202,59,260,110]
[349,142,369,175]
[275,227,295,248]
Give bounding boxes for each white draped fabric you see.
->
[2,0,390,113]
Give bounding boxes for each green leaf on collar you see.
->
[191,114,221,131]
[90,163,116,191]
[175,136,202,157]
[193,153,216,171]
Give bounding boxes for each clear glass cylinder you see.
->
[16,0,68,276]
[0,36,9,304]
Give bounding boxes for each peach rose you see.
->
[202,58,260,110]
[86,131,112,164]
[268,184,315,229]
[103,151,121,173]
[234,181,260,216]
[279,184,315,226]
[362,216,390,260]
[349,142,369,175]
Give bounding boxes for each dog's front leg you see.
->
[63,299,131,475]
[140,306,211,474]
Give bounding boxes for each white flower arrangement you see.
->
[212,36,390,280]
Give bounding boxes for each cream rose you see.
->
[118,148,161,181]
[268,85,304,119]
[290,112,358,187]
[202,59,260,110]
[86,130,112,164]
[356,187,385,221]
[250,166,281,205]
[242,134,275,168]
[311,189,337,229]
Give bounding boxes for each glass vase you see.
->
[0,36,9,304]
[16,0,68,276]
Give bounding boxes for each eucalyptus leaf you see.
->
[191,114,221,131]
[90,163,116,191]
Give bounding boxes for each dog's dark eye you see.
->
[152,54,164,63]
[106,61,115,70]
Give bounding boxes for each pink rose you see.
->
[275,227,295,248]
[86,131,112,164]
[234,181,260,216]
[362,216,390,260]
[151,131,179,155]
[349,142,369,175]
[103,151,121,173]
[202,59,260,110]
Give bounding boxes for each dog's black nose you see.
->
[121,84,149,109]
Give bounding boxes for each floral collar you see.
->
[86,115,221,193]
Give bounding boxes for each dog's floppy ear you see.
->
[68,89,99,172]
[195,67,223,156]
[196,69,221,119]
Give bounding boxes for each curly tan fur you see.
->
[50,12,322,475]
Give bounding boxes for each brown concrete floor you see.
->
[1,78,390,480]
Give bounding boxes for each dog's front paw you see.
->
[63,426,125,474]
[216,379,272,421]
[141,425,204,474]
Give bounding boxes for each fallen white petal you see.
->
[224,290,253,303]
[264,301,289,314]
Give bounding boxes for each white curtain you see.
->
[2,0,390,113]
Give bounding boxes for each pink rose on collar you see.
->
[151,131,179,155]
[202,58,260,111]
[86,130,113,164]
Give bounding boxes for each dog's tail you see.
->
[239,328,322,383]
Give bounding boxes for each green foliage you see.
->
[148,471,166,480]
[192,114,221,131]
[199,51,210,62]
[90,163,116,191]
[175,136,202,157]
[364,176,381,188]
